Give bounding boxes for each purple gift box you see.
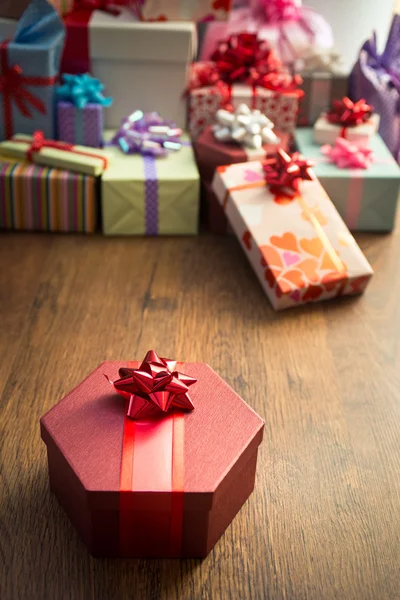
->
[57,102,103,148]
[350,15,400,163]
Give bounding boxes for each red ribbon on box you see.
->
[0,41,57,140]
[108,351,196,556]
[62,0,132,74]
[10,130,109,169]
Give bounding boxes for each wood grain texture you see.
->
[1,224,400,600]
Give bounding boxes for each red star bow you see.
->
[326,97,373,127]
[108,351,197,419]
[262,149,314,196]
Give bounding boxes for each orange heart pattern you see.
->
[270,232,299,253]
[260,229,349,306]
[299,237,323,258]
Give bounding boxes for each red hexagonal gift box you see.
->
[40,352,264,558]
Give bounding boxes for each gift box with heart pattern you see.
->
[211,160,373,310]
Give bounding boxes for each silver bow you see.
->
[212,104,279,149]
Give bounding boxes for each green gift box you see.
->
[101,134,200,235]
[295,129,400,232]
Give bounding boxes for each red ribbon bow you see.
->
[109,351,197,420]
[205,33,302,96]
[211,33,283,86]
[0,41,57,140]
[326,97,373,128]
[262,149,314,196]
[25,130,73,161]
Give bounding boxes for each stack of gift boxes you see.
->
[0,0,400,310]
[2,0,399,561]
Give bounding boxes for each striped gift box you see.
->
[0,162,98,233]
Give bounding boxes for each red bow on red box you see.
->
[109,350,197,419]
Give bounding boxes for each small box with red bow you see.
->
[40,350,264,558]
[313,97,380,147]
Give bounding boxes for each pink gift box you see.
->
[211,160,373,310]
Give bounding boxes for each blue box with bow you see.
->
[0,0,65,140]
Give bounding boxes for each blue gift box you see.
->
[0,0,65,140]
[295,128,400,232]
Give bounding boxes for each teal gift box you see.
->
[295,129,400,232]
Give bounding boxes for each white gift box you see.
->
[84,9,196,129]
[313,113,380,146]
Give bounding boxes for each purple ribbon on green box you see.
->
[109,111,183,235]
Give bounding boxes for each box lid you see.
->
[41,360,264,512]
[89,8,197,64]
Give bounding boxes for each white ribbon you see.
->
[212,104,280,149]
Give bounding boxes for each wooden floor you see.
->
[1,224,400,600]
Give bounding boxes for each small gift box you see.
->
[0,160,98,232]
[134,0,231,21]
[102,113,199,235]
[194,106,291,182]
[40,350,264,558]
[295,129,400,232]
[211,150,373,310]
[188,34,303,139]
[350,15,400,163]
[313,98,380,147]
[0,131,110,176]
[0,0,65,141]
[57,74,113,148]
[62,6,196,129]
